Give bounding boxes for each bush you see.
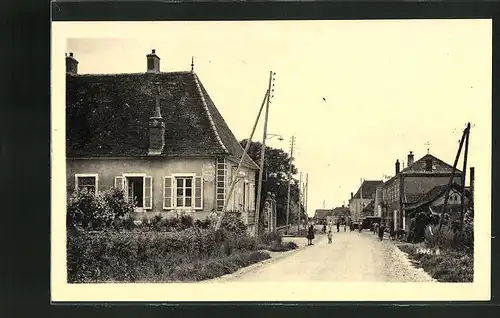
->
[195,218,212,229]
[259,231,282,246]
[67,227,270,283]
[67,188,114,230]
[220,212,247,236]
[178,214,194,230]
[101,188,135,219]
[425,224,473,253]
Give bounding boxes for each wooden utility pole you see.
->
[254,71,275,237]
[305,173,309,230]
[439,124,468,232]
[285,136,296,234]
[460,123,471,230]
[298,171,302,233]
[215,89,269,231]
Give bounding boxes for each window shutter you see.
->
[144,176,152,210]
[74,175,79,191]
[194,176,203,209]
[164,176,173,209]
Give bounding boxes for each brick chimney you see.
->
[66,52,78,75]
[147,49,160,73]
[148,82,165,155]
[407,151,414,167]
[395,159,400,175]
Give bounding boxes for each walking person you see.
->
[328,230,333,244]
[307,222,315,245]
[378,222,386,241]
[336,220,340,232]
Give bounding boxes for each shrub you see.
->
[178,214,194,230]
[220,212,247,236]
[101,188,135,219]
[111,214,136,231]
[195,218,212,229]
[259,231,282,246]
[67,188,114,230]
[425,224,473,252]
[66,227,270,283]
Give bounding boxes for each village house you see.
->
[65,50,260,231]
[379,151,463,232]
[404,182,471,219]
[348,180,383,223]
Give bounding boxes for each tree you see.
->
[240,139,307,231]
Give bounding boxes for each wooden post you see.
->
[286,136,295,234]
[254,71,274,237]
[215,89,269,231]
[298,171,302,234]
[438,125,467,233]
[460,123,471,230]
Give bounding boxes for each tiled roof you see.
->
[66,71,258,169]
[314,209,333,219]
[353,180,383,199]
[405,183,469,211]
[332,207,350,216]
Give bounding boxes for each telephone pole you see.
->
[298,171,303,233]
[215,89,269,231]
[305,173,309,229]
[285,135,295,234]
[460,123,471,230]
[254,70,275,237]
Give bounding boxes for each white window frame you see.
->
[75,173,99,194]
[120,173,152,212]
[169,173,203,210]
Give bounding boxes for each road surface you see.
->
[223,230,435,282]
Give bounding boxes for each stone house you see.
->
[348,180,383,223]
[380,151,462,232]
[65,50,260,230]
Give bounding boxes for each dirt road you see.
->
[222,230,435,282]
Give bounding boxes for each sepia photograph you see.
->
[51,20,491,302]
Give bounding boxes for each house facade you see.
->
[65,50,260,231]
[380,151,463,232]
[348,180,383,223]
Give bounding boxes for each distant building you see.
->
[65,50,259,232]
[380,151,463,232]
[405,182,471,219]
[348,180,383,222]
[313,209,333,224]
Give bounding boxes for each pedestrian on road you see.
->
[327,230,333,244]
[307,223,315,245]
[336,220,340,232]
[344,223,347,232]
[378,222,385,241]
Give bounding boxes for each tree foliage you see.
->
[240,139,308,230]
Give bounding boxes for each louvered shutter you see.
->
[114,176,125,199]
[194,176,203,209]
[164,176,173,209]
[144,176,152,210]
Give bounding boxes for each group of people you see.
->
[372,222,386,241]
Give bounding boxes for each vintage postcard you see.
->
[51,20,491,302]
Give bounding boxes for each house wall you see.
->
[67,157,256,222]
[348,198,373,222]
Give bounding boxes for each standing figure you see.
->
[328,230,333,244]
[307,223,315,245]
[336,220,340,232]
[378,222,385,241]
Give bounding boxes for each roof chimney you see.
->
[148,82,165,155]
[395,159,400,175]
[351,192,353,199]
[407,151,414,167]
[66,52,78,75]
[147,49,161,73]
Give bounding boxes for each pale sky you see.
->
[66,20,491,216]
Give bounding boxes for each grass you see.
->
[397,243,473,282]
